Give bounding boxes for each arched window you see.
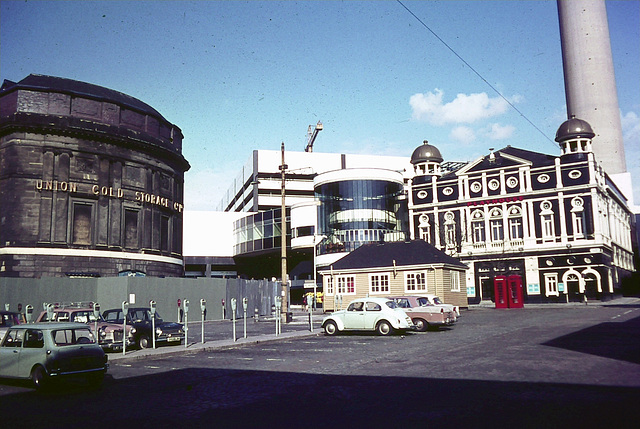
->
[418,214,431,243]
[471,210,485,243]
[507,206,523,240]
[539,200,555,241]
[444,211,456,248]
[489,208,504,242]
[571,197,585,239]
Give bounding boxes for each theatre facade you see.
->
[0,75,190,278]
[408,117,634,305]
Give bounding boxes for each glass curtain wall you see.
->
[316,179,406,254]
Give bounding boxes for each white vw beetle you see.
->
[322,297,414,336]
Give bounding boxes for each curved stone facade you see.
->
[0,75,190,278]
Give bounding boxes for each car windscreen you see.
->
[432,297,444,304]
[417,297,431,306]
[384,300,399,309]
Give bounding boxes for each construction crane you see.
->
[304,121,323,152]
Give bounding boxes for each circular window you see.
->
[541,201,552,211]
[417,190,428,199]
[445,212,455,221]
[545,258,554,266]
[584,257,592,264]
[443,187,454,195]
[537,174,550,183]
[571,197,584,208]
[471,182,482,193]
[507,177,518,188]
[568,170,582,179]
[488,179,500,190]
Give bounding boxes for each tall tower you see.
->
[557,0,627,175]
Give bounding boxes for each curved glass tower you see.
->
[315,169,407,262]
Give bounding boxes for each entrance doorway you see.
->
[494,275,524,309]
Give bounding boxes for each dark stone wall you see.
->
[0,78,189,278]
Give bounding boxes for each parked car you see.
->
[322,297,414,336]
[423,294,461,318]
[35,306,133,352]
[1,311,26,342]
[0,322,108,390]
[388,296,456,332]
[102,307,184,349]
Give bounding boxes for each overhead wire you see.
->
[396,0,559,148]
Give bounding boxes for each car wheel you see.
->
[323,320,338,336]
[376,320,394,336]
[413,318,428,332]
[138,335,150,349]
[31,365,47,390]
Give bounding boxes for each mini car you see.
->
[321,297,414,336]
[0,322,108,390]
[102,307,184,349]
[35,306,133,352]
[388,296,456,332]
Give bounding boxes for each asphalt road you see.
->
[1,301,639,428]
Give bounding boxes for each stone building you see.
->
[0,75,190,278]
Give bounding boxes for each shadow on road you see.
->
[543,315,640,364]
[1,366,638,428]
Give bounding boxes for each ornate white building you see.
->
[408,117,634,306]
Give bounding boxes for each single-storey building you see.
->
[318,240,468,312]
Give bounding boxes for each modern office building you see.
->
[407,118,634,305]
[0,75,190,278]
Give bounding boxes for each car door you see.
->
[363,301,383,329]
[343,302,365,329]
[19,329,45,377]
[0,329,24,378]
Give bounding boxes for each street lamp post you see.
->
[280,142,289,322]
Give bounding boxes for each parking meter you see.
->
[25,305,34,323]
[200,299,206,344]
[183,299,189,348]
[46,303,55,321]
[231,298,237,341]
[122,301,129,355]
[274,296,282,335]
[93,303,101,344]
[221,298,226,319]
[242,297,248,338]
[150,300,157,349]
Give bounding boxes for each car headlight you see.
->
[130,327,137,334]
[156,328,163,335]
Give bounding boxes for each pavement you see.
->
[108,296,640,361]
[108,308,323,361]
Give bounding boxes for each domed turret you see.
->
[555,116,594,156]
[411,140,443,164]
[411,140,443,177]
[555,116,595,142]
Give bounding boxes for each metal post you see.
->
[150,300,157,349]
[122,301,128,356]
[200,299,206,344]
[231,298,237,341]
[242,297,248,338]
[280,142,289,323]
[184,299,189,348]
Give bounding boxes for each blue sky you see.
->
[1,0,638,210]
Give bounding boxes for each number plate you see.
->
[167,337,181,342]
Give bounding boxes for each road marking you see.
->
[266,358,285,361]
[145,366,161,369]
[237,357,253,360]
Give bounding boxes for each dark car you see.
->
[102,307,184,349]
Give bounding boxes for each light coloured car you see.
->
[423,294,460,319]
[0,322,108,390]
[388,296,456,332]
[322,297,414,336]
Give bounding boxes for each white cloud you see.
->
[450,126,476,144]
[410,89,512,125]
[484,123,516,140]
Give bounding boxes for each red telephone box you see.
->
[494,276,508,308]
[494,275,524,309]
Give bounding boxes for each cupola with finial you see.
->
[410,140,443,177]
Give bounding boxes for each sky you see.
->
[1,0,638,211]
